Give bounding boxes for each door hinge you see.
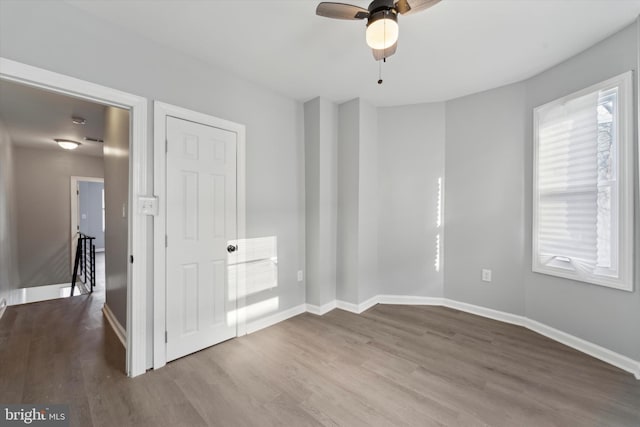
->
[165,139,168,153]
[165,331,168,343]
[165,235,168,247]
[130,255,134,264]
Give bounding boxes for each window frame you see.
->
[532,71,634,291]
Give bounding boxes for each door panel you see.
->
[166,116,237,362]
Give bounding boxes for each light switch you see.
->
[482,269,492,282]
[138,196,158,216]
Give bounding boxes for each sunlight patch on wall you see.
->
[228,236,278,300]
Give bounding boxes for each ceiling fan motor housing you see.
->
[368,0,396,13]
[366,0,398,30]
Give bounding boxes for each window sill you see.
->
[532,263,633,292]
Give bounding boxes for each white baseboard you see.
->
[335,299,360,313]
[378,295,443,306]
[102,304,126,348]
[306,300,337,315]
[335,295,379,314]
[440,298,638,380]
[300,294,640,380]
[237,294,640,379]
[524,317,640,380]
[442,298,527,327]
[358,295,379,312]
[246,303,306,334]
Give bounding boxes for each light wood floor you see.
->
[1,290,639,427]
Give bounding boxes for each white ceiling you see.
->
[0,80,108,157]
[67,0,640,106]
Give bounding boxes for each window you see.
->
[533,72,633,291]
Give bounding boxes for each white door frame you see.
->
[0,57,150,377]
[153,101,246,369]
[70,176,104,269]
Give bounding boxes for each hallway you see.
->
[0,285,125,426]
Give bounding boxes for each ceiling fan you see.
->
[316,0,441,61]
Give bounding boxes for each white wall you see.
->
[13,146,104,287]
[0,0,306,336]
[444,83,527,314]
[0,119,19,301]
[377,103,446,297]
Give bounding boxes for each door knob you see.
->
[227,244,237,253]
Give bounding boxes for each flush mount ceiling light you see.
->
[71,116,86,125]
[54,138,81,150]
[316,0,442,60]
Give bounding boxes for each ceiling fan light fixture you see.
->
[54,138,81,150]
[366,10,398,50]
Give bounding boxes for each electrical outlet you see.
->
[297,270,304,282]
[482,269,492,282]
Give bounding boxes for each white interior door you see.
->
[70,176,104,274]
[165,116,237,362]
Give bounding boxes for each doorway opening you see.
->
[70,176,105,295]
[0,58,149,377]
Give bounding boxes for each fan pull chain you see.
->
[378,13,386,85]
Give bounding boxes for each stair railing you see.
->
[71,232,96,296]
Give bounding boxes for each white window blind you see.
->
[533,72,633,291]
[537,91,600,274]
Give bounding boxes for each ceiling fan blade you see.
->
[372,41,398,60]
[316,2,369,20]
[395,0,442,15]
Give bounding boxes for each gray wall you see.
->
[523,22,640,360]
[104,106,129,328]
[443,22,639,361]
[304,97,337,307]
[444,83,527,314]
[13,146,104,287]
[0,0,306,340]
[357,100,379,301]
[377,102,446,297]
[336,99,360,304]
[0,119,19,301]
[79,181,105,249]
[334,98,380,305]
